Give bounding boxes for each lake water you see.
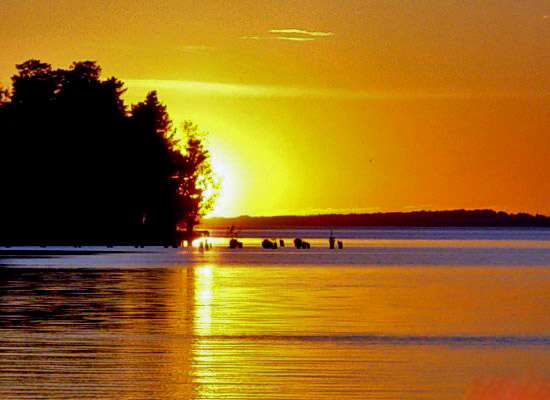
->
[1,228,550,399]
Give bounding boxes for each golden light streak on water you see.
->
[194,265,214,335]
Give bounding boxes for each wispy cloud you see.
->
[275,36,316,42]
[241,35,315,42]
[242,28,334,43]
[124,79,542,100]
[543,15,550,19]
[181,45,214,54]
[269,29,334,37]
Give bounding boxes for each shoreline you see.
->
[0,249,141,263]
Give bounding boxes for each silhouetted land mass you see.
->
[201,210,550,229]
[0,60,215,245]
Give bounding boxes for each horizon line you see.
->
[203,208,550,220]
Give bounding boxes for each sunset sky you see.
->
[1,0,549,216]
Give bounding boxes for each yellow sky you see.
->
[1,0,549,216]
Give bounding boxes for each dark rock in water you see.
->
[294,238,310,249]
[229,238,243,249]
[279,239,285,247]
[262,239,277,249]
[337,240,343,249]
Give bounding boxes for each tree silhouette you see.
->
[178,121,219,237]
[0,59,216,246]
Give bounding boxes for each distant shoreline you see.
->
[0,249,129,257]
[0,248,129,258]
[0,249,145,266]
[200,209,550,229]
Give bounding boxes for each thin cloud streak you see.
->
[275,36,316,42]
[269,28,334,37]
[241,35,315,42]
[124,79,543,100]
[181,45,214,54]
[242,28,333,42]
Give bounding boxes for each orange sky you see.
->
[1,0,549,216]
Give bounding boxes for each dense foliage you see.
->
[0,60,216,245]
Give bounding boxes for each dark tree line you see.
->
[0,60,217,245]
[202,209,550,229]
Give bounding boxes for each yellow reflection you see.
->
[191,236,228,248]
[193,265,213,335]
[191,264,218,397]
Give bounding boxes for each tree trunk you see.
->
[186,220,194,247]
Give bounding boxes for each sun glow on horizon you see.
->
[207,149,241,217]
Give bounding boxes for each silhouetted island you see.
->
[201,210,550,229]
[0,60,216,246]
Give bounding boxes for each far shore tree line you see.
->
[0,60,218,246]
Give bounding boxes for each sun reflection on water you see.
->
[193,265,213,336]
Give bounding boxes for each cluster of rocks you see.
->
[229,235,342,250]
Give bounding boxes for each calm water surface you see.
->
[1,228,550,399]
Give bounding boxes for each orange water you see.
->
[0,235,549,399]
